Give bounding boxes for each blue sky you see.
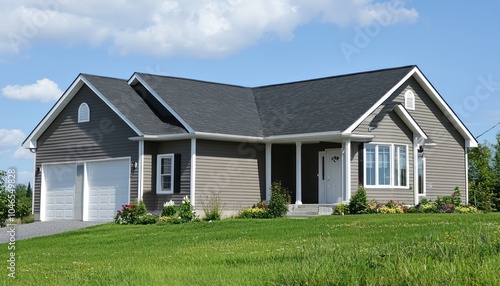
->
[1,0,499,185]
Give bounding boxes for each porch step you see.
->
[287,204,334,217]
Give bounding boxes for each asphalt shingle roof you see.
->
[86,66,416,137]
[83,74,187,135]
[254,66,416,136]
[137,74,263,137]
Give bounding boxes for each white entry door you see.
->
[86,159,130,221]
[318,149,343,204]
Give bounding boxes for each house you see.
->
[22,65,478,221]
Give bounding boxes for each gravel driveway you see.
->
[0,221,108,244]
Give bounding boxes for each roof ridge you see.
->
[136,72,251,89]
[81,73,128,81]
[253,65,417,89]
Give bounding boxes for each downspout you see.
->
[413,135,419,205]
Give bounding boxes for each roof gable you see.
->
[254,66,416,136]
[22,75,143,148]
[132,73,264,137]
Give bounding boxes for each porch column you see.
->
[344,139,351,202]
[295,142,302,204]
[265,143,272,201]
[190,138,197,207]
[465,148,469,205]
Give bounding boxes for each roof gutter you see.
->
[130,130,374,143]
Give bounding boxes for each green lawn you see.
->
[3,213,500,285]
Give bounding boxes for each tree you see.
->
[26,182,32,198]
[468,143,495,212]
[492,132,500,211]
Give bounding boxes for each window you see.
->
[78,103,90,123]
[394,145,407,186]
[418,152,426,194]
[364,144,408,187]
[404,90,415,110]
[157,154,174,194]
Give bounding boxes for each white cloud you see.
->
[0,129,33,161]
[2,78,62,102]
[13,147,34,159]
[0,129,26,147]
[0,0,418,58]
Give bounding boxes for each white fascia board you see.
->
[130,130,373,144]
[344,67,417,134]
[81,76,143,136]
[22,76,86,148]
[265,131,343,143]
[129,73,195,134]
[412,69,478,148]
[394,105,428,139]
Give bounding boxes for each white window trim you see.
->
[394,145,409,187]
[417,154,426,196]
[156,154,174,194]
[364,143,409,189]
[78,103,90,123]
[404,90,415,111]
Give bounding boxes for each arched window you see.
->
[404,90,415,110]
[78,103,90,123]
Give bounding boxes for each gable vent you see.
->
[404,90,415,110]
[78,103,90,123]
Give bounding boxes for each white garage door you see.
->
[43,164,77,221]
[87,159,130,221]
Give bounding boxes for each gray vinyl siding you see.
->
[142,140,191,211]
[34,85,139,219]
[354,109,414,204]
[350,142,360,194]
[394,78,466,201]
[196,140,265,212]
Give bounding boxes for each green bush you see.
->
[238,207,268,219]
[114,200,147,224]
[333,204,347,215]
[178,196,196,222]
[135,213,159,225]
[348,186,368,214]
[161,200,177,217]
[266,181,290,218]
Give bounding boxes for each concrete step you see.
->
[287,204,334,217]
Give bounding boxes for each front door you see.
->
[318,149,343,204]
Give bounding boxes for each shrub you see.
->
[202,192,224,221]
[333,204,347,215]
[436,187,462,213]
[136,213,159,225]
[455,205,478,214]
[420,202,438,213]
[238,207,268,219]
[161,200,177,217]
[267,181,290,218]
[114,200,147,224]
[348,186,368,214]
[21,214,35,224]
[178,196,196,222]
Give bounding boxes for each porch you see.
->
[266,138,365,206]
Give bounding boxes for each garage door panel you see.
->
[43,164,76,221]
[87,159,130,221]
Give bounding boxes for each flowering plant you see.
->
[114,200,147,224]
[161,200,177,217]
